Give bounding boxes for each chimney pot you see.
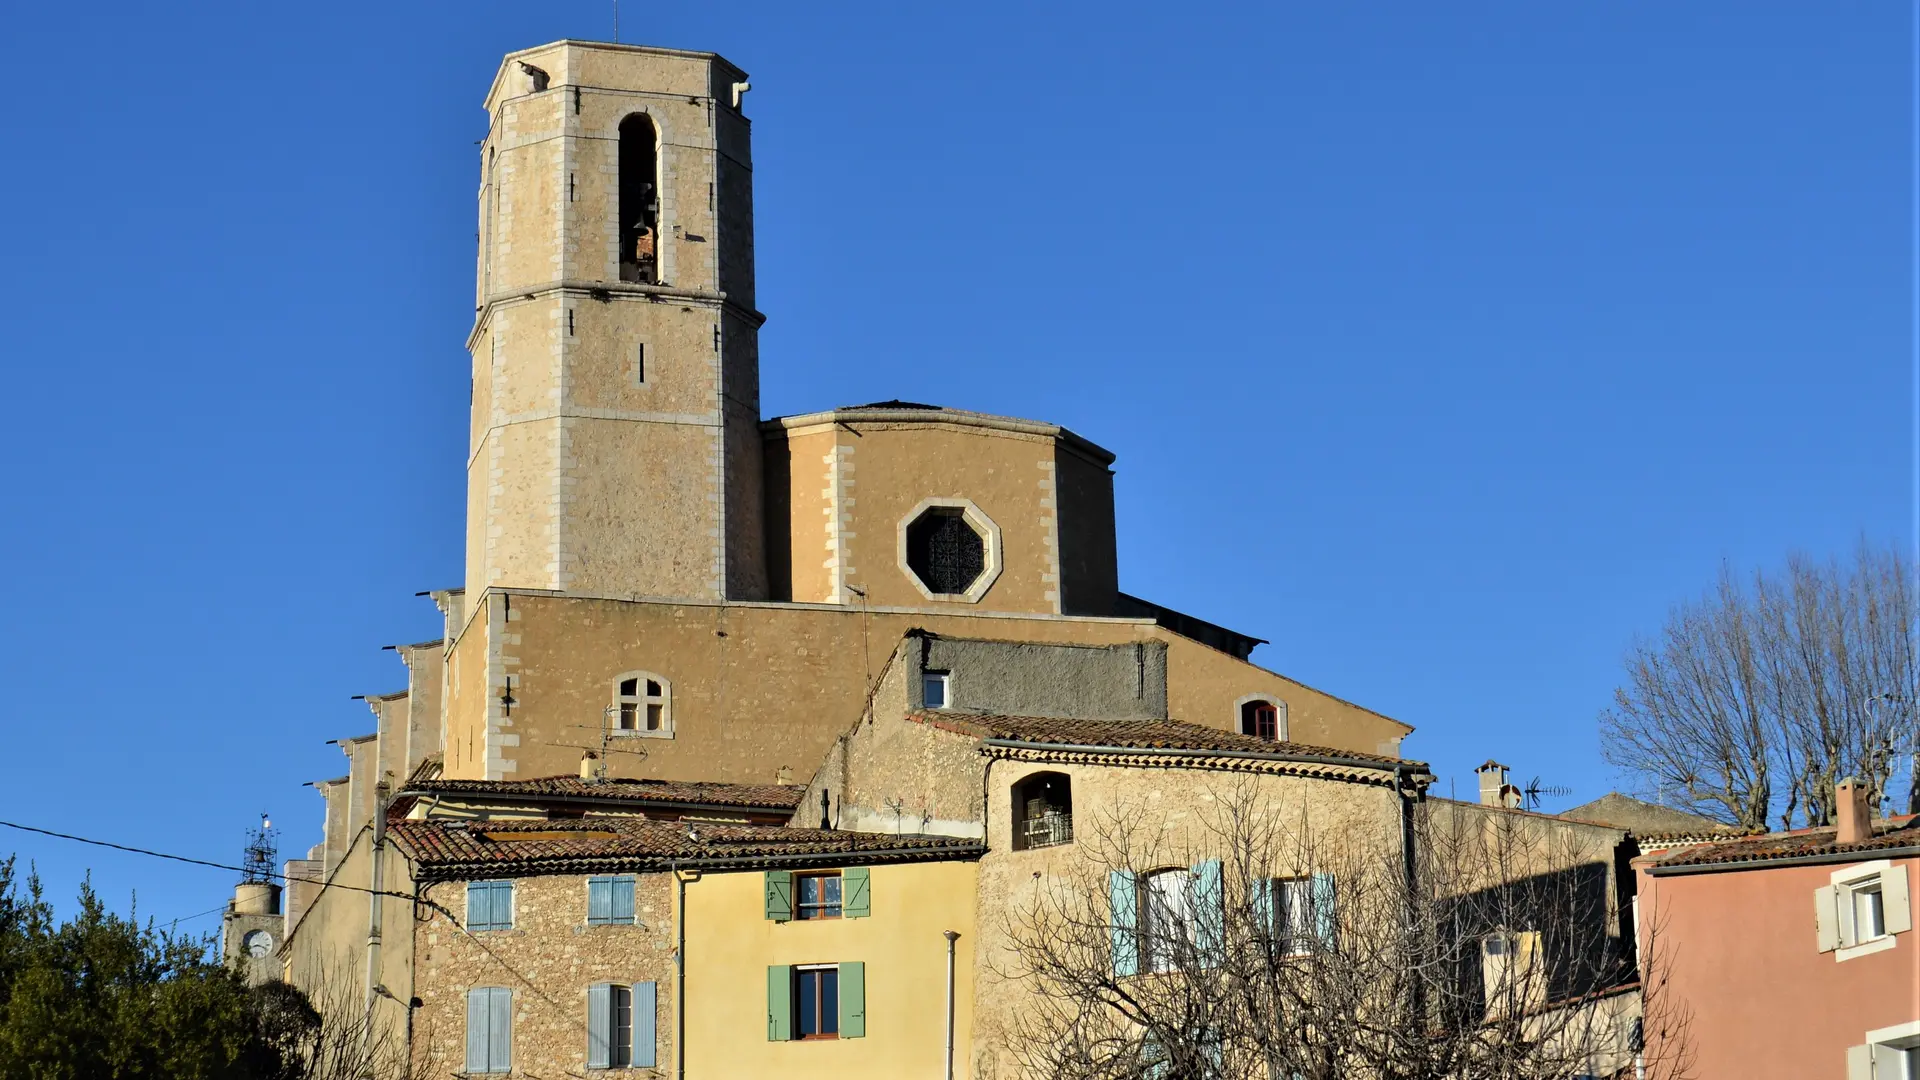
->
[580,751,600,783]
[1836,777,1873,845]
[1477,760,1511,808]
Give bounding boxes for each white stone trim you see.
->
[897,497,1003,604]
[607,670,673,739]
[1232,693,1289,741]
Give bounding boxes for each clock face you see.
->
[243,930,273,959]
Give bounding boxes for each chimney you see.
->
[1835,776,1873,845]
[1477,760,1512,807]
[580,751,601,783]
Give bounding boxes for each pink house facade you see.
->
[1636,781,1920,1079]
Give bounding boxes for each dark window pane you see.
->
[612,985,632,1066]
[646,679,661,696]
[820,968,839,1036]
[620,678,637,696]
[906,509,985,595]
[796,971,819,1036]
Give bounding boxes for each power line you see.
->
[0,818,417,904]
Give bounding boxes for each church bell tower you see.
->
[467,41,765,602]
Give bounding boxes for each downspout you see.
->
[1394,764,1422,1040]
[943,930,960,1080]
[676,864,690,1080]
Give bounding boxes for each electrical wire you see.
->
[0,817,599,1048]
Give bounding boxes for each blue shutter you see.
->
[765,871,793,922]
[1312,872,1337,949]
[1191,859,1224,967]
[495,882,514,930]
[466,989,489,1071]
[843,868,871,919]
[613,876,637,924]
[632,981,658,1067]
[838,961,866,1038]
[1109,870,1140,977]
[467,881,491,931]
[588,878,613,925]
[587,983,611,1068]
[488,987,511,1071]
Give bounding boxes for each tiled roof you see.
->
[913,712,1423,772]
[390,817,983,879]
[1643,816,1920,872]
[403,775,806,810]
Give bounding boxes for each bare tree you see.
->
[1601,541,1919,830]
[997,784,1691,1080]
[253,961,408,1080]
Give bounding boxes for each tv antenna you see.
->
[1522,777,1574,812]
[613,0,620,43]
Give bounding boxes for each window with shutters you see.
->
[587,875,637,926]
[1848,1020,1920,1080]
[465,986,512,1073]
[587,982,657,1069]
[1817,860,1912,961]
[466,880,514,932]
[1011,772,1074,851]
[1112,863,1226,976]
[1256,877,1319,956]
[796,872,843,920]
[794,966,840,1039]
[610,671,671,737]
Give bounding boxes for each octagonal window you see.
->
[905,507,985,596]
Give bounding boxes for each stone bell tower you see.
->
[467,41,765,602]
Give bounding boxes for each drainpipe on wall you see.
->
[675,865,694,1080]
[943,930,960,1080]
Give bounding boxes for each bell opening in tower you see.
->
[619,114,660,284]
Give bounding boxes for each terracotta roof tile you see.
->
[405,775,806,810]
[1643,815,1920,870]
[390,817,982,879]
[913,711,1421,770]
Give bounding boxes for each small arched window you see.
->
[1238,697,1285,742]
[618,114,661,284]
[1011,772,1073,851]
[612,672,670,736]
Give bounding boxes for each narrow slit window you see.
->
[635,342,647,385]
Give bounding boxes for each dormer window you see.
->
[1237,696,1286,741]
[612,672,671,737]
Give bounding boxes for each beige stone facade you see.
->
[259,35,1451,1080]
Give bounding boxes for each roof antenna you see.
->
[612,0,620,43]
[1523,776,1574,812]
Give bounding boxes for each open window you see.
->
[619,114,660,284]
[1011,772,1073,851]
[1238,697,1285,741]
[611,672,671,737]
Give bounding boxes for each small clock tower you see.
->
[220,818,283,986]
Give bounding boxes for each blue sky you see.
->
[0,2,1909,928]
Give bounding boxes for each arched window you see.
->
[1238,696,1286,741]
[1010,772,1073,850]
[611,672,670,736]
[619,114,660,284]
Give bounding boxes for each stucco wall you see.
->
[1639,854,1920,1078]
[685,861,978,1080]
[970,762,1403,1080]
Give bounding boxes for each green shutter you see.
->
[766,965,792,1041]
[765,871,793,922]
[843,867,871,919]
[838,961,866,1038]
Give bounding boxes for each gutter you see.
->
[1645,843,1920,877]
[981,738,1430,778]
[409,843,988,883]
[392,787,801,818]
